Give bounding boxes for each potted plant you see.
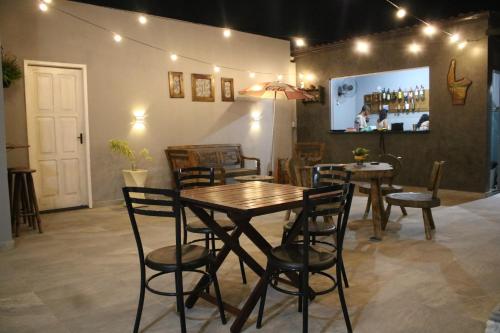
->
[109,139,152,198]
[352,147,369,165]
[2,52,22,88]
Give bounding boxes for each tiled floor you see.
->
[1,193,499,333]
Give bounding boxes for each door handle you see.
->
[77,133,83,144]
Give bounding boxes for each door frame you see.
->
[24,60,93,208]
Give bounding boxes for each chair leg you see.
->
[281,229,287,245]
[363,193,371,219]
[175,270,187,333]
[337,258,352,333]
[427,208,436,230]
[13,177,22,237]
[284,209,291,221]
[181,206,188,244]
[236,240,247,284]
[256,263,271,329]
[298,272,303,313]
[205,234,211,293]
[341,260,349,288]
[400,206,408,216]
[210,266,227,324]
[382,203,392,231]
[302,269,309,333]
[27,174,42,233]
[20,174,29,226]
[133,267,146,333]
[422,208,434,240]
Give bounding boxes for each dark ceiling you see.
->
[73,0,500,46]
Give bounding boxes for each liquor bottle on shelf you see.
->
[411,97,416,113]
[404,89,410,114]
[381,88,386,101]
[415,85,420,101]
[420,85,425,101]
[397,88,403,103]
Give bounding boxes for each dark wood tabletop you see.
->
[181,181,305,216]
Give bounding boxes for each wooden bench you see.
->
[165,144,261,187]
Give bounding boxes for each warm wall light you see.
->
[170,53,178,61]
[277,74,283,81]
[39,2,48,11]
[251,111,262,121]
[396,8,406,19]
[250,84,263,91]
[305,73,315,81]
[133,110,146,130]
[138,15,147,25]
[449,33,460,43]
[408,42,422,54]
[422,24,437,36]
[213,65,221,73]
[113,33,122,42]
[298,73,304,79]
[295,38,306,47]
[223,29,231,38]
[249,72,256,78]
[457,41,467,50]
[355,40,370,54]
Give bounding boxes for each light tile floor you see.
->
[1,193,499,333]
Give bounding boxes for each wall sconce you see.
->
[133,109,146,130]
[250,111,262,131]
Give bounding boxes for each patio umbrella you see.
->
[239,81,314,175]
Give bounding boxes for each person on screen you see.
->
[354,105,369,131]
[416,113,430,131]
[377,109,389,130]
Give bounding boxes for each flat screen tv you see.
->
[330,67,430,132]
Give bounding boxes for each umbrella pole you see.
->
[269,93,277,176]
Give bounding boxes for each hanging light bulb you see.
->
[223,29,231,38]
[214,65,221,73]
[422,24,437,36]
[138,15,147,25]
[396,8,406,19]
[249,72,256,78]
[408,42,422,54]
[170,54,178,61]
[113,34,122,42]
[295,38,306,47]
[457,41,467,50]
[355,40,370,54]
[39,2,48,11]
[449,34,460,43]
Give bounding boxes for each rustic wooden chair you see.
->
[283,157,306,221]
[123,187,226,333]
[358,154,407,219]
[257,182,354,333]
[174,167,247,284]
[384,161,445,240]
[294,142,325,166]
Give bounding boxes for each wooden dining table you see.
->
[180,181,307,333]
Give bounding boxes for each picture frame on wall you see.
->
[168,71,184,98]
[191,73,215,102]
[221,78,234,102]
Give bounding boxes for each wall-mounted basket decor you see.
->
[447,59,472,105]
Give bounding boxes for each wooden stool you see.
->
[11,168,42,237]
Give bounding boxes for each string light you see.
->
[423,24,437,36]
[449,34,460,43]
[113,33,122,42]
[396,8,406,19]
[355,40,370,54]
[295,38,306,47]
[457,41,467,50]
[213,65,221,73]
[223,29,231,38]
[408,42,422,54]
[42,0,52,3]
[138,15,147,25]
[39,2,48,11]
[170,53,178,61]
[249,72,256,78]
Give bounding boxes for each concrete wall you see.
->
[295,13,490,193]
[0,0,295,206]
[0,48,13,249]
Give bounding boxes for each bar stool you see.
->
[10,168,42,237]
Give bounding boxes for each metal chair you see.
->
[257,182,354,333]
[123,187,226,333]
[385,161,445,240]
[282,164,350,287]
[174,166,246,285]
[358,154,407,218]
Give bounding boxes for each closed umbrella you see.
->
[239,81,313,175]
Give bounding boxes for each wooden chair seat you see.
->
[269,244,336,271]
[358,182,404,195]
[186,218,235,234]
[145,244,210,272]
[386,192,441,208]
[283,218,337,236]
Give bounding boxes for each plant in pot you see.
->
[109,139,152,199]
[2,52,22,88]
[352,147,369,165]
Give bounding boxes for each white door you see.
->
[25,65,89,211]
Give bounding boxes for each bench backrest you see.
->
[166,144,244,172]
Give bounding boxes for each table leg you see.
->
[369,177,384,241]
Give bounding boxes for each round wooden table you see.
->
[234,175,274,183]
[344,162,393,241]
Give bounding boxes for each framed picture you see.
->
[168,71,184,98]
[191,73,215,102]
[221,78,234,102]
